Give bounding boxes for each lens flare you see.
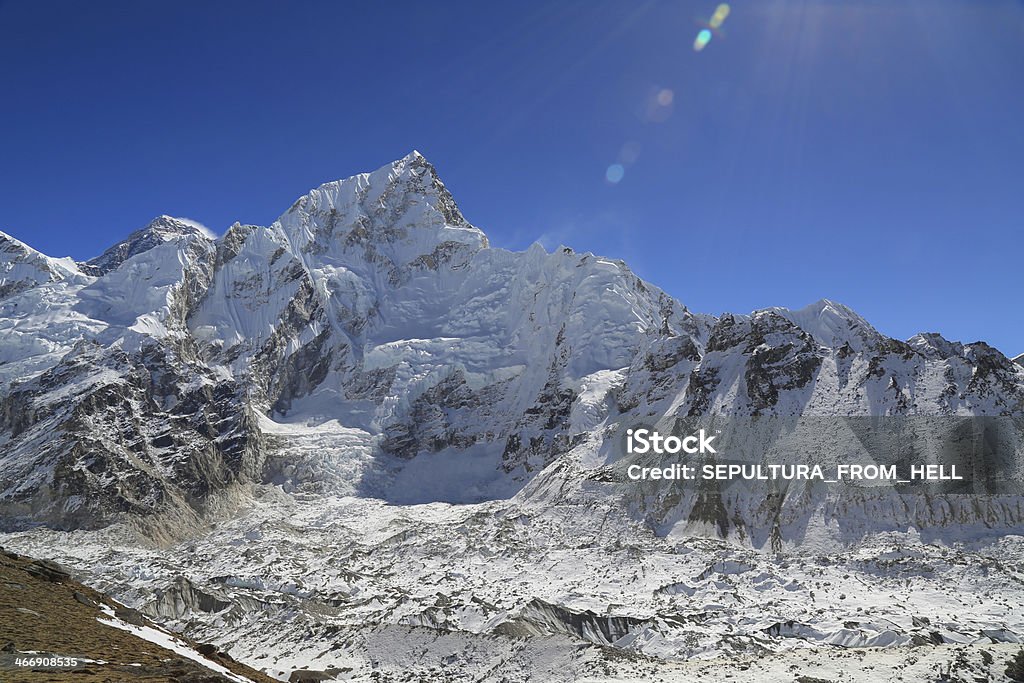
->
[606,164,625,184]
[694,3,730,52]
[694,28,712,51]
[710,3,730,29]
[657,88,674,106]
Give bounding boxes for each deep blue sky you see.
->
[1,1,1021,355]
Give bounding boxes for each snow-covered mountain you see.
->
[1,151,1020,533]
[1,153,1022,681]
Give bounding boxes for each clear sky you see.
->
[1,1,1021,355]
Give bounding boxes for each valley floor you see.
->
[2,489,1023,682]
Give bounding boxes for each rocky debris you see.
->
[73,591,97,608]
[288,669,339,683]
[1007,648,1024,681]
[498,598,651,645]
[23,558,70,583]
[7,495,1022,682]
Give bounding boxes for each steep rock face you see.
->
[0,220,253,532]
[0,152,1022,538]
[0,328,259,532]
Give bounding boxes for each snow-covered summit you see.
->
[763,298,881,351]
[276,151,487,268]
[83,215,214,276]
[1,230,84,298]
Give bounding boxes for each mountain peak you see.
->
[142,215,214,240]
[1,230,83,297]
[275,154,488,268]
[908,332,963,360]
[83,215,213,276]
[764,298,881,350]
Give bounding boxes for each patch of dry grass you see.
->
[0,548,277,683]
